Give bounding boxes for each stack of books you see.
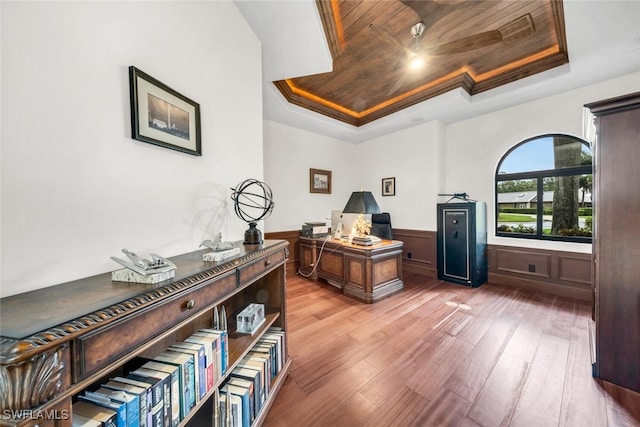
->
[72,306,229,427]
[216,327,285,427]
[351,235,382,246]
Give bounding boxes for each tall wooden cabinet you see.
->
[586,92,640,392]
[0,240,290,426]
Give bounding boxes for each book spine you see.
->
[78,395,126,427]
[127,375,163,427]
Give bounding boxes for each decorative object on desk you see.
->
[201,232,234,252]
[343,190,382,244]
[351,235,382,246]
[301,222,329,238]
[129,66,201,156]
[309,168,332,194]
[236,303,266,335]
[231,179,275,245]
[111,249,177,283]
[382,177,396,196]
[201,232,239,261]
[202,247,240,262]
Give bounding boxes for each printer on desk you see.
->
[301,222,329,238]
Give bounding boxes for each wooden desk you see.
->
[299,236,403,303]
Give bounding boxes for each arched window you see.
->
[495,134,592,242]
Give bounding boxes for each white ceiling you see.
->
[235,0,640,144]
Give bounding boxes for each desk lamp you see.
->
[343,190,381,244]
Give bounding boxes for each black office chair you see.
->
[371,213,393,239]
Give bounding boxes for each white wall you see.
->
[263,120,358,231]
[358,120,445,231]
[1,1,263,297]
[264,71,640,255]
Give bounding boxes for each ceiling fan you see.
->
[370,13,535,95]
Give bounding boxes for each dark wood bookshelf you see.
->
[0,240,290,426]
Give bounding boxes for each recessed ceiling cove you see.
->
[273,0,568,127]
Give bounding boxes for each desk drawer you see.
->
[237,249,285,286]
[76,271,236,379]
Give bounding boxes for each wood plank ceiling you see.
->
[273,0,568,127]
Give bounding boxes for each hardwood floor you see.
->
[264,272,640,427]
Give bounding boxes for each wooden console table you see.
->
[0,240,289,426]
[299,236,403,303]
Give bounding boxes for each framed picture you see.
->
[310,168,332,194]
[382,177,395,196]
[129,66,201,156]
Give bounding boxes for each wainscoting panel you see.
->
[558,255,592,285]
[495,248,552,278]
[488,245,592,301]
[392,229,437,277]
[264,230,300,277]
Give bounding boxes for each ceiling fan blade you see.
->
[498,13,535,43]
[369,23,416,59]
[422,13,535,56]
[423,30,502,55]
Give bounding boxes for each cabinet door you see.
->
[443,208,469,280]
[592,96,640,392]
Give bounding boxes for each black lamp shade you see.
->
[343,191,382,214]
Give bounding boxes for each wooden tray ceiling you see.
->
[273,0,568,127]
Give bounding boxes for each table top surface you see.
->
[300,235,403,250]
[0,240,286,339]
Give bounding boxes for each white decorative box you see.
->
[111,268,175,284]
[236,303,266,335]
[203,247,240,262]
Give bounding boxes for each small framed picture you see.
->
[382,177,395,196]
[129,66,202,156]
[310,168,332,194]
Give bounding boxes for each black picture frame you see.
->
[382,177,395,196]
[129,66,201,156]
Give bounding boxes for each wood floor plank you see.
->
[363,385,431,427]
[466,352,529,426]
[509,332,570,426]
[413,386,474,426]
[444,309,521,402]
[312,392,378,427]
[559,325,608,427]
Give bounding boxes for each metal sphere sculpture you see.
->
[230,179,275,244]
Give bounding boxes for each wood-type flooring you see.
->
[264,272,640,427]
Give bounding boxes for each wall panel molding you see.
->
[495,248,552,278]
[488,244,592,301]
[265,230,300,277]
[393,229,437,277]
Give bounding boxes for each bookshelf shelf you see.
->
[0,240,290,427]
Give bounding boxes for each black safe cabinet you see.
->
[437,201,487,287]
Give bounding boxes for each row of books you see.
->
[214,327,286,427]
[72,325,229,427]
